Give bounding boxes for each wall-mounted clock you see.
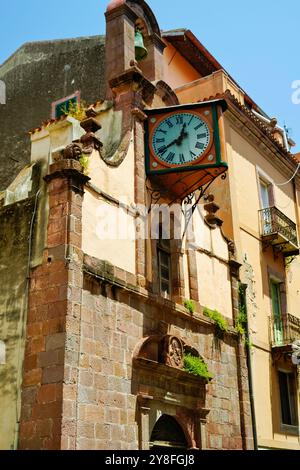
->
[144,99,228,200]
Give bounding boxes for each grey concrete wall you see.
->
[0,36,105,191]
[0,162,47,449]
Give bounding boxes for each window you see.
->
[157,224,172,298]
[278,371,298,426]
[270,280,284,345]
[51,91,80,119]
[259,178,273,209]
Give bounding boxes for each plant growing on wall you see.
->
[203,307,229,336]
[183,353,213,382]
[235,307,247,337]
[61,100,87,121]
[184,299,195,314]
[79,154,89,175]
[237,284,253,349]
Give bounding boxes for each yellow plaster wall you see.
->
[82,190,136,274]
[227,123,300,449]
[163,41,200,91]
[192,206,233,320]
[252,348,274,442]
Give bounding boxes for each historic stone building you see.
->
[0,0,299,451]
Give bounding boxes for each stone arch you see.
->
[154,80,179,106]
[127,0,161,37]
[133,334,184,368]
[149,414,188,450]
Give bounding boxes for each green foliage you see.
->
[183,353,213,381]
[237,283,252,349]
[79,154,89,174]
[184,299,195,314]
[235,307,247,337]
[203,307,229,334]
[244,337,253,349]
[61,100,87,121]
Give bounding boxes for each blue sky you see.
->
[1,0,299,151]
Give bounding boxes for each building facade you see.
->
[0,0,299,451]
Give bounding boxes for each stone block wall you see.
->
[75,256,252,450]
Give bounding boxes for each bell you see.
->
[135,30,148,62]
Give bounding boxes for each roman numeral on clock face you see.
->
[194,123,204,131]
[156,138,165,143]
[197,133,207,139]
[190,150,197,158]
[165,119,173,128]
[158,146,167,156]
[195,142,205,150]
[176,116,184,125]
[179,153,185,164]
[166,152,175,163]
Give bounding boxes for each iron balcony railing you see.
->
[259,206,298,248]
[271,313,300,347]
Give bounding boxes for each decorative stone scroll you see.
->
[63,143,82,160]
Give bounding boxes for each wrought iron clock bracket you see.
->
[146,172,227,215]
[181,172,227,238]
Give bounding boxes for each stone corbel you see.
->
[80,108,103,154]
[204,195,223,229]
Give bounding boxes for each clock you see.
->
[151,111,212,167]
[144,100,228,200]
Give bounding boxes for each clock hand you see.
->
[157,124,188,155]
[159,138,178,152]
[179,123,187,139]
[176,125,189,145]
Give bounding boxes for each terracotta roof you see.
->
[28,114,68,135]
[28,100,105,135]
[162,29,269,117]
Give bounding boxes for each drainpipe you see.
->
[251,109,289,152]
[240,283,258,450]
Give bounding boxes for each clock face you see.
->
[151,112,211,166]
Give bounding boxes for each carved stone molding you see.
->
[80,116,102,154]
[63,143,82,161]
[109,67,156,106]
[162,335,184,369]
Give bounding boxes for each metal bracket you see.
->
[145,172,227,239]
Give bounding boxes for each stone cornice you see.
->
[105,2,138,24]
[224,92,299,179]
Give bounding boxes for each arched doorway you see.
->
[149,414,188,450]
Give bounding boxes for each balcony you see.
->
[259,206,299,256]
[271,313,300,347]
